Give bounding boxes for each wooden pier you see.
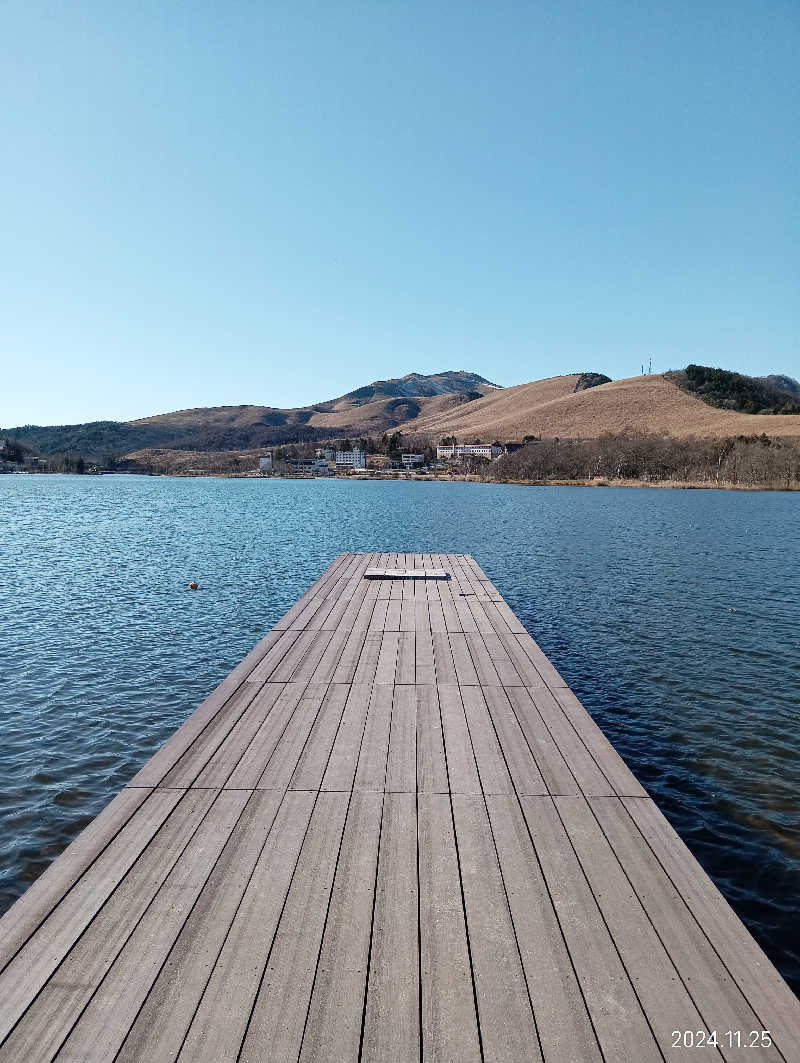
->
[1,552,798,1062]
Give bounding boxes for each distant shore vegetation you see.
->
[492,432,800,490]
[5,429,799,490]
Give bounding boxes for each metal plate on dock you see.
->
[364,568,450,579]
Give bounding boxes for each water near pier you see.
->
[2,475,799,992]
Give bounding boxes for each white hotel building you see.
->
[335,449,366,469]
[436,443,503,462]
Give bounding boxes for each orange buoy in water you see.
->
[188,581,199,590]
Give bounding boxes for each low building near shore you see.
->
[282,457,333,476]
[436,443,504,462]
[401,453,425,468]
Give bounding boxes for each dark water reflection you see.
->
[1,475,798,993]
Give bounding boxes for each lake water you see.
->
[2,474,799,993]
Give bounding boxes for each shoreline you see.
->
[8,469,797,491]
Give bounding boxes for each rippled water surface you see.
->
[2,475,799,992]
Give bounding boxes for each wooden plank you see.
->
[460,687,514,795]
[116,789,285,1063]
[176,791,317,1061]
[621,797,800,1058]
[331,625,372,684]
[464,594,496,635]
[453,593,479,633]
[432,632,458,685]
[385,598,402,631]
[376,570,392,599]
[490,599,528,635]
[437,684,481,795]
[273,555,349,630]
[464,630,502,685]
[352,631,383,685]
[0,787,219,1062]
[400,598,416,631]
[486,795,602,1063]
[353,581,381,629]
[321,684,372,791]
[239,792,350,1063]
[303,572,362,632]
[449,632,480,685]
[556,795,721,1062]
[54,790,252,1063]
[438,581,462,632]
[0,788,184,1045]
[308,625,350,680]
[477,597,518,635]
[256,683,328,790]
[319,580,366,633]
[451,793,542,1061]
[418,792,481,1063]
[224,682,309,789]
[361,792,419,1063]
[554,688,648,798]
[474,626,525,686]
[447,556,474,597]
[416,685,448,794]
[159,681,264,788]
[520,796,662,1063]
[369,597,390,632]
[245,627,305,685]
[284,571,351,633]
[506,686,581,796]
[395,631,416,684]
[385,685,416,792]
[0,786,152,973]
[299,791,384,1063]
[178,682,285,789]
[495,628,547,685]
[415,621,436,686]
[514,630,569,688]
[374,630,400,684]
[289,684,350,790]
[461,558,504,602]
[287,627,337,682]
[126,630,288,787]
[482,685,548,796]
[525,683,616,797]
[354,683,393,793]
[428,595,447,634]
[321,568,374,631]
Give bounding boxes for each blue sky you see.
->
[1,1,797,426]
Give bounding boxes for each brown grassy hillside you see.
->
[414,374,580,439]
[415,374,800,441]
[130,377,496,439]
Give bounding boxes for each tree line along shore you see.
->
[3,430,800,491]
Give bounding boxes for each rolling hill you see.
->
[413,373,800,442]
[6,367,800,474]
[3,371,499,460]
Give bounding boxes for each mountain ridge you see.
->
[2,370,499,460]
[5,366,800,470]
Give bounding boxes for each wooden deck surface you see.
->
[1,552,798,1062]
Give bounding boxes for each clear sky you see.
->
[1,1,797,426]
